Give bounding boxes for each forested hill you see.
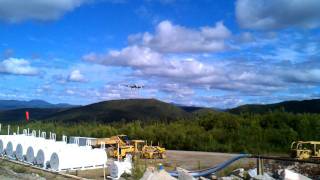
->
[0,99,207,123]
[44,99,190,123]
[228,99,320,114]
[1,98,320,123]
[0,108,65,123]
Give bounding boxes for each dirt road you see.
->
[165,150,250,170]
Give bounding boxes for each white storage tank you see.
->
[49,136,108,171]
[49,144,83,171]
[35,140,67,168]
[0,135,10,155]
[15,135,37,161]
[25,137,46,163]
[90,148,108,167]
[5,135,23,159]
[26,132,54,164]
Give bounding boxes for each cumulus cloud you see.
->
[160,83,194,98]
[196,95,243,109]
[83,46,162,68]
[81,15,320,107]
[68,70,86,82]
[83,46,219,81]
[83,43,320,98]
[236,0,320,29]
[129,20,231,53]
[0,58,38,75]
[0,0,86,22]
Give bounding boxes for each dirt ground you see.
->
[165,150,249,170]
[2,151,318,179]
[0,158,74,180]
[68,150,253,179]
[0,151,252,179]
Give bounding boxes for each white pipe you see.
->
[23,129,28,136]
[42,132,46,139]
[32,130,37,137]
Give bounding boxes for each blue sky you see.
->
[0,0,320,108]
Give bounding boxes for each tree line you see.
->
[2,110,320,154]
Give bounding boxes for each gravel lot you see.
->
[165,150,251,170]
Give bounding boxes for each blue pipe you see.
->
[169,154,251,177]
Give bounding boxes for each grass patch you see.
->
[131,157,147,179]
[11,166,27,173]
[216,162,243,177]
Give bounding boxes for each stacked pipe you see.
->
[0,124,108,171]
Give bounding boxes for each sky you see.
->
[0,0,320,108]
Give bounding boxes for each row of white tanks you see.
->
[0,129,107,171]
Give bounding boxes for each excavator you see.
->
[290,141,320,160]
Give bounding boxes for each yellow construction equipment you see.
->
[141,142,166,159]
[96,135,166,159]
[105,135,144,158]
[97,135,144,159]
[113,139,145,159]
[290,141,320,160]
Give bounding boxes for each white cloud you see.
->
[236,0,320,29]
[196,95,243,109]
[83,46,163,68]
[160,83,194,97]
[129,20,231,53]
[83,46,219,81]
[84,44,320,98]
[68,69,86,82]
[0,58,38,75]
[81,16,320,107]
[66,89,75,95]
[0,0,86,22]
[137,58,218,80]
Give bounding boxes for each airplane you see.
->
[123,84,144,89]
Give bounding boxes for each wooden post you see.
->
[103,164,106,180]
[257,156,264,175]
[117,142,120,161]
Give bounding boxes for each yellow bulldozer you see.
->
[98,135,166,159]
[99,135,143,159]
[141,143,166,159]
[290,141,320,160]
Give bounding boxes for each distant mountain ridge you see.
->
[0,98,191,123]
[0,100,77,110]
[228,99,320,114]
[0,108,65,123]
[0,98,320,123]
[44,98,190,123]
